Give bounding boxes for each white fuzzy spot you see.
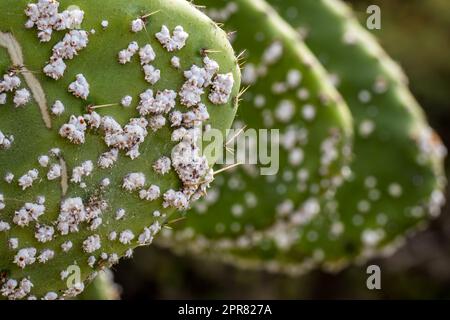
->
[13,88,31,107]
[155,25,189,52]
[122,172,146,191]
[51,100,65,116]
[68,74,89,100]
[82,234,101,253]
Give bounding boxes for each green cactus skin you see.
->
[157,0,353,267]
[0,0,240,299]
[158,0,446,275]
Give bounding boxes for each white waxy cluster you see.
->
[138,221,161,245]
[143,65,161,85]
[59,115,87,144]
[209,73,234,105]
[4,172,14,183]
[171,56,181,69]
[9,238,19,249]
[35,225,54,243]
[155,25,189,52]
[1,278,34,300]
[163,189,189,211]
[51,100,65,116]
[68,74,90,100]
[84,111,102,129]
[47,163,61,180]
[37,249,55,263]
[171,139,213,189]
[153,156,171,175]
[138,89,177,116]
[14,248,37,269]
[82,234,101,253]
[119,230,135,244]
[18,169,39,190]
[180,56,219,107]
[56,197,87,235]
[131,18,145,33]
[43,292,58,300]
[0,220,11,232]
[100,116,149,159]
[44,30,89,79]
[121,95,133,107]
[139,185,161,201]
[139,44,156,65]
[1,73,31,108]
[122,172,146,191]
[98,148,119,169]
[0,130,14,150]
[137,89,177,116]
[118,41,139,64]
[180,56,233,107]
[25,0,84,42]
[115,208,126,220]
[148,114,166,132]
[0,74,21,92]
[13,88,31,107]
[71,160,93,184]
[61,241,73,252]
[0,193,5,211]
[38,155,49,167]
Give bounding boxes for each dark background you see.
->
[113,0,450,299]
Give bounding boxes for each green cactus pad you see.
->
[158,0,353,265]
[77,269,120,300]
[159,0,446,275]
[0,0,240,299]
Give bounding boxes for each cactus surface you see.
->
[159,0,446,275]
[0,0,240,299]
[158,0,353,269]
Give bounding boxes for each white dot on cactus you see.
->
[358,90,372,103]
[51,100,65,116]
[296,88,310,101]
[275,100,295,123]
[13,88,31,107]
[131,18,145,33]
[286,69,302,88]
[231,204,244,217]
[388,183,403,198]
[253,94,266,108]
[171,56,181,69]
[302,104,316,121]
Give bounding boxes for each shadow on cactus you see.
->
[0,0,241,299]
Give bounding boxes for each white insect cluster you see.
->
[1,72,32,108]
[25,0,90,80]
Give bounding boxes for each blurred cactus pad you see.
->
[0,0,240,299]
[158,0,446,275]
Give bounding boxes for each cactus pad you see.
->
[159,0,446,275]
[158,0,353,269]
[0,0,240,299]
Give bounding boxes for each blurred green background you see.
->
[112,0,450,299]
